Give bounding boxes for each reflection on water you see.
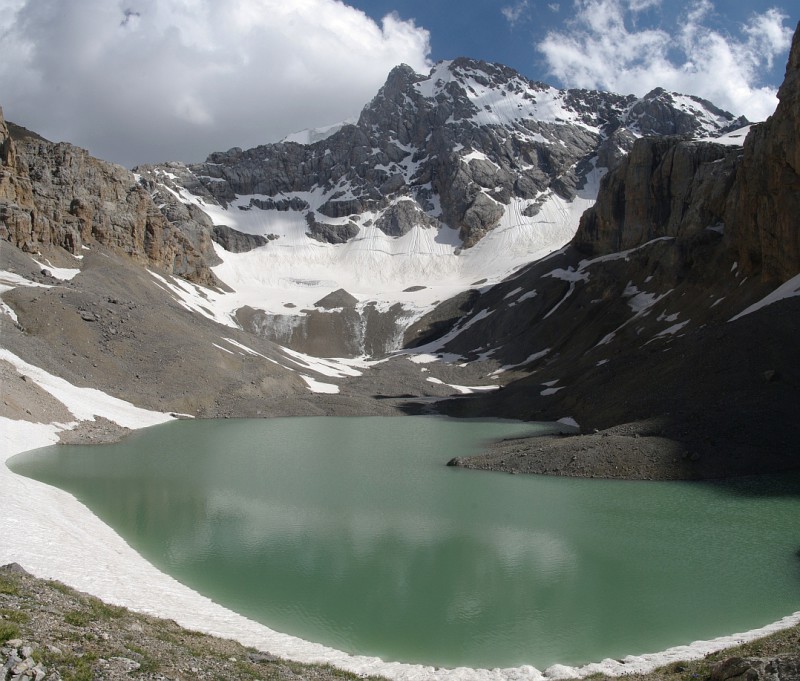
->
[10,416,800,669]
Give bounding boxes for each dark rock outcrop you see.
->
[211,225,273,253]
[711,656,800,681]
[305,211,359,244]
[314,288,358,309]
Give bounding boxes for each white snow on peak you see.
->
[282,119,355,145]
[699,124,753,147]
[414,61,455,99]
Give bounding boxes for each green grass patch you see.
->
[0,607,29,623]
[45,579,74,595]
[86,597,126,620]
[0,621,21,643]
[0,574,19,596]
[63,609,94,627]
[57,652,98,681]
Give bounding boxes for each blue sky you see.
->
[347,0,793,90]
[0,0,795,167]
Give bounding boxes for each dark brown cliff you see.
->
[574,138,739,255]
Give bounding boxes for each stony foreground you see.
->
[0,564,384,681]
[1,564,799,681]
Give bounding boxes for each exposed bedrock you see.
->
[574,138,739,256]
[152,57,741,251]
[437,25,800,478]
[0,108,220,286]
[725,22,800,282]
[236,300,410,359]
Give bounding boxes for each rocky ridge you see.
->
[139,58,744,249]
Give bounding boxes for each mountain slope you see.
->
[133,58,744,358]
[440,24,800,478]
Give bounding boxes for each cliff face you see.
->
[0,108,219,286]
[433,25,800,476]
[574,138,739,255]
[725,23,800,282]
[576,22,800,283]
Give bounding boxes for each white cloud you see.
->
[0,0,431,167]
[537,0,793,121]
[627,0,661,11]
[501,1,529,26]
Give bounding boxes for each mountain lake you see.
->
[9,415,800,670]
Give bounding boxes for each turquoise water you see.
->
[9,416,800,669]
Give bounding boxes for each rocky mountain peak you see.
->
[626,87,748,137]
[141,57,743,256]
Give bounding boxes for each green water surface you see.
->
[9,416,800,669]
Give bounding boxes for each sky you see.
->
[0,0,795,168]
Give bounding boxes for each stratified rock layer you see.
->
[0,108,219,285]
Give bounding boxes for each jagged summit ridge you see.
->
[139,57,744,250]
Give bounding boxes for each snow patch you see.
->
[0,349,175,429]
[280,347,364,378]
[282,119,355,145]
[300,375,340,394]
[656,320,690,337]
[0,270,52,292]
[729,273,800,322]
[32,258,81,281]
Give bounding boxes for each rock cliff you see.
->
[574,138,739,255]
[575,22,800,284]
[437,25,800,477]
[0,108,219,286]
[725,23,800,282]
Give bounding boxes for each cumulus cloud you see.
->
[0,0,431,167]
[537,0,793,121]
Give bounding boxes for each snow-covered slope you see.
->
[135,58,745,357]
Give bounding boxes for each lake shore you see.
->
[2,348,800,680]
